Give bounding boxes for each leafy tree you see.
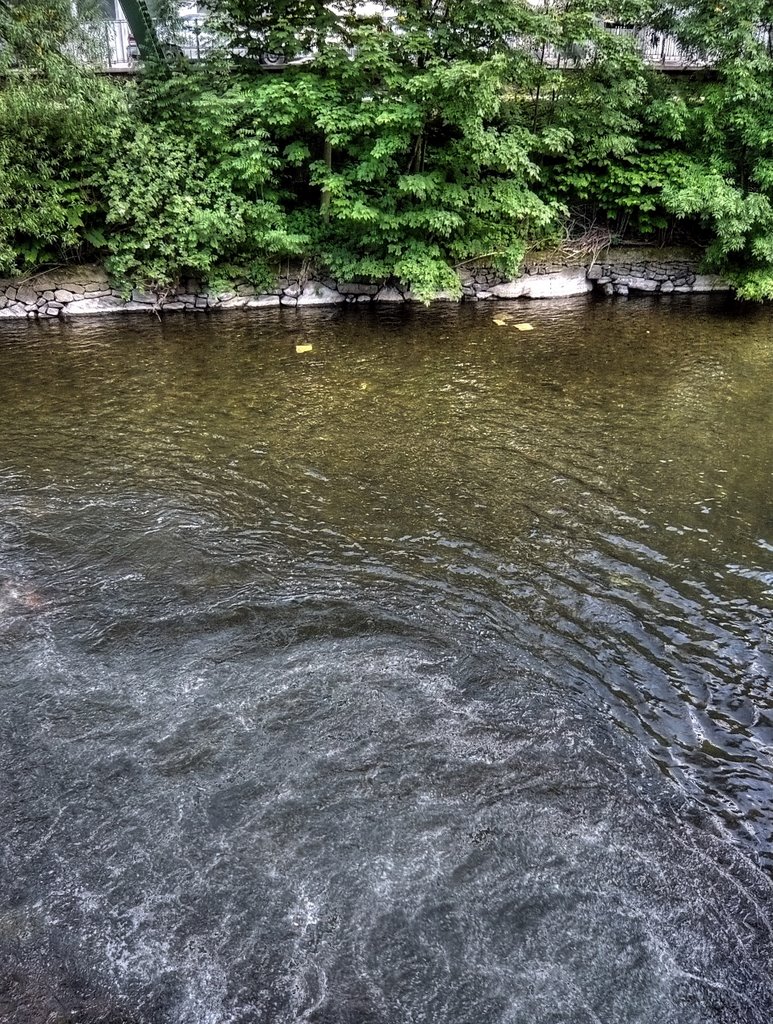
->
[197,0,562,297]
[206,0,347,62]
[654,0,773,296]
[99,67,308,285]
[0,0,126,273]
[7,0,773,298]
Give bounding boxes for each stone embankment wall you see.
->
[0,251,730,320]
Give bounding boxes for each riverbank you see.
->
[0,247,730,319]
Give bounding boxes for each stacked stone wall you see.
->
[0,251,730,320]
[586,257,728,297]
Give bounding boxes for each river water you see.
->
[0,296,771,1024]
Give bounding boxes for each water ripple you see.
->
[0,298,771,1023]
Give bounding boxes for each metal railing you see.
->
[88,18,768,71]
[99,18,133,67]
[86,17,219,68]
[609,25,712,68]
[527,26,713,70]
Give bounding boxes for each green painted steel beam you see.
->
[120,0,165,62]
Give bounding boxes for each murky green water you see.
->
[0,296,771,1023]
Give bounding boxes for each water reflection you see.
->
[0,296,771,1023]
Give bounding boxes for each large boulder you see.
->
[610,275,658,292]
[491,267,592,299]
[297,283,345,306]
[691,274,731,292]
[65,296,126,315]
[374,286,405,303]
[338,282,379,296]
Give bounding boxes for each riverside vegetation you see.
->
[4,0,773,300]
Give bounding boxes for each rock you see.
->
[65,296,125,315]
[614,284,629,297]
[0,252,717,319]
[491,267,592,299]
[297,283,345,306]
[405,289,460,303]
[374,286,405,303]
[611,274,657,292]
[691,274,730,292]
[337,282,379,296]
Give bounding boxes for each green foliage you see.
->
[658,37,773,292]
[536,28,684,238]
[5,0,773,298]
[0,61,126,272]
[287,21,559,298]
[0,0,96,69]
[100,68,309,285]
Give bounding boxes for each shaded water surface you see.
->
[0,297,772,1023]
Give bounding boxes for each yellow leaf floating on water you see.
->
[514,323,534,332]
[296,344,313,354]
[492,318,508,327]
